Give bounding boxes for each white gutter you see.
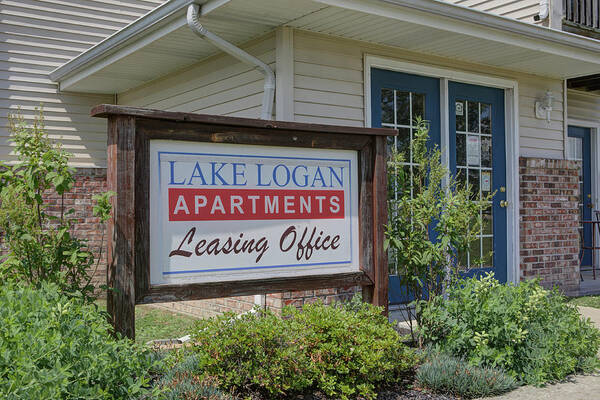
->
[186,3,275,120]
[315,0,600,54]
[49,0,195,82]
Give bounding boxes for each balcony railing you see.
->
[564,0,600,30]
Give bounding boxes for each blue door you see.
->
[449,82,507,283]
[370,68,440,305]
[568,126,593,269]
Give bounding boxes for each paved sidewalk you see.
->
[484,374,600,400]
[483,306,600,400]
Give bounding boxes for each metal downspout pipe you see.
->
[186,4,275,120]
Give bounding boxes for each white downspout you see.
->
[186,4,275,120]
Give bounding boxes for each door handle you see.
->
[500,200,509,208]
[588,203,594,209]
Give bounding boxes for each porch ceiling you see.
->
[50,0,600,94]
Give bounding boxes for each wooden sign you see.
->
[92,105,396,339]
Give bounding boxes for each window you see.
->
[380,88,426,199]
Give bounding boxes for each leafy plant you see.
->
[385,118,492,341]
[0,282,161,399]
[0,109,113,302]
[192,302,418,399]
[416,351,517,398]
[419,273,600,385]
[157,354,233,400]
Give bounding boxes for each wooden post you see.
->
[372,135,389,314]
[106,115,136,340]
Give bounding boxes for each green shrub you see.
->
[416,352,517,398]
[192,301,418,399]
[0,109,113,302]
[419,273,600,385]
[0,283,160,399]
[385,119,491,341]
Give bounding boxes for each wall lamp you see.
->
[535,90,553,123]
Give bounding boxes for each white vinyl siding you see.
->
[443,0,541,23]
[292,30,565,159]
[118,34,275,119]
[567,89,600,123]
[0,0,165,167]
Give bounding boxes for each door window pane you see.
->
[468,101,479,133]
[381,87,427,201]
[396,91,411,125]
[381,89,394,124]
[455,100,466,131]
[382,87,428,276]
[455,99,494,270]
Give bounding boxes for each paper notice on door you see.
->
[481,171,491,192]
[467,135,480,166]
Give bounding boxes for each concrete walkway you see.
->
[483,306,600,400]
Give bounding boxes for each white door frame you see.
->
[363,54,520,284]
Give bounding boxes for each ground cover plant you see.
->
[419,273,600,385]
[191,300,419,400]
[0,282,161,399]
[416,352,517,398]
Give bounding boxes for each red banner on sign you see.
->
[168,188,345,221]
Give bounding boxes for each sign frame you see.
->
[92,104,396,339]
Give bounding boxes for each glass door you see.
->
[449,81,507,282]
[371,68,440,305]
[568,126,592,270]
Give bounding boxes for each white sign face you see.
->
[149,140,360,286]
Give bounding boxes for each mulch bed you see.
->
[286,386,458,400]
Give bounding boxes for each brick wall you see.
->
[46,168,109,288]
[519,157,580,295]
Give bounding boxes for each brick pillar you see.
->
[519,157,580,295]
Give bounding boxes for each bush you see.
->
[419,273,600,385]
[416,352,517,398]
[192,301,418,399]
[0,283,160,399]
[385,119,491,341]
[0,109,113,302]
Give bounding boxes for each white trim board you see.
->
[363,54,520,285]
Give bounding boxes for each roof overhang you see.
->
[50,0,600,94]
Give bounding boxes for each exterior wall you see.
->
[567,89,600,122]
[292,30,566,159]
[519,157,580,295]
[442,0,541,24]
[0,0,165,167]
[118,33,276,119]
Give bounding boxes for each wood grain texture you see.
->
[106,115,136,339]
[91,104,396,137]
[372,135,389,313]
[138,272,372,304]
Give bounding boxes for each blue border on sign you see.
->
[157,150,354,275]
